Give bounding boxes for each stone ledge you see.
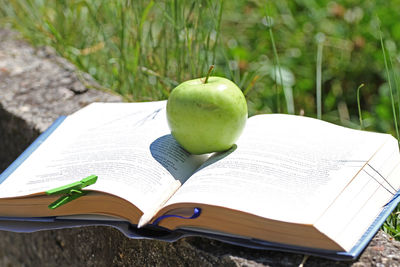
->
[0,28,399,266]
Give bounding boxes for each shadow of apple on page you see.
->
[150,134,237,184]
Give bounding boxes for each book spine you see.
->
[0,116,67,184]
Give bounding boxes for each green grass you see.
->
[357,83,365,129]
[379,19,400,144]
[383,206,400,239]
[315,32,326,120]
[1,0,400,241]
[0,0,226,101]
[377,17,400,239]
[2,1,400,124]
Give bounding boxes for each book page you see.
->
[314,137,400,251]
[0,101,208,216]
[163,114,392,224]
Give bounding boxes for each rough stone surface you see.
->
[0,27,399,266]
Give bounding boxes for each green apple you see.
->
[166,76,248,154]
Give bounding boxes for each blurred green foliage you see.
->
[0,0,224,100]
[1,0,400,135]
[221,1,400,135]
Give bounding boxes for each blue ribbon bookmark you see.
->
[152,208,201,226]
[45,175,98,209]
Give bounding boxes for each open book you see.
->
[0,100,400,260]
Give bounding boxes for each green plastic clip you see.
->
[45,175,98,209]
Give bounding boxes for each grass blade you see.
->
[357,83,365,129]
[388,51,400,131]
[265,3,284,113]
[378,19,400,145]
[316,32,325,120]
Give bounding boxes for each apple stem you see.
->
[204,65,214,84]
